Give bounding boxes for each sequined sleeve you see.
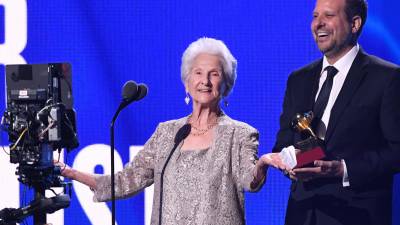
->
[92,124,162,202]
[238,126,262,192]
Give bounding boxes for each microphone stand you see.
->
[110,104,125,225]
[109,82,147,225]
[110,97,136,225]
[158,124,191,225]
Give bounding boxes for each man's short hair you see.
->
[345,0,368,37]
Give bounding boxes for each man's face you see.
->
[311,0,355,60]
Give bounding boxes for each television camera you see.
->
[0,63,78,225]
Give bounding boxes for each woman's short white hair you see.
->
[181,37,237,97]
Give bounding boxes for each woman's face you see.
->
[186,53,225,107]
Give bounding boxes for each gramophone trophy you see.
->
[291,111,326,168]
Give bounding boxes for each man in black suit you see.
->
[273,0,400,224]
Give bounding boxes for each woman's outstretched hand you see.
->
[251,153,291,189]
[53,160,97,189]
[259,153,290,171]
[54,160,73,179]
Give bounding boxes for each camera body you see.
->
[2,63,78,188]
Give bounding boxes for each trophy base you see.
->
[295,146,325,168]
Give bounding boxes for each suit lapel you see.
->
[324,50,370,142]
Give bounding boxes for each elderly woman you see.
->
[58,37,287,225]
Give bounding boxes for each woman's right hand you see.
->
[54,160,74,179]
[53,160,97,189]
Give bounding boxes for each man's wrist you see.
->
[341,159,350,187]
[336,160,344,177]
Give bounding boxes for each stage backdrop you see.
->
[1,1,399,224]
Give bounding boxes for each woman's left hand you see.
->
[259,153,290,171]
[251,153,290,189]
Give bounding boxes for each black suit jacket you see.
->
[274,49,400,225]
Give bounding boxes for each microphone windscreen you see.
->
[122,81,138,100]
[135,83,148,101]
[174,124,191,144]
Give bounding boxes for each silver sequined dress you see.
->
[93,114,262,225]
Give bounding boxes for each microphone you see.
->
[135,83,148,101]
[174,124,191,144]
[119,81,148,110]
[122,80,138,100]
[158,124,191,225]
[120,81,138,110]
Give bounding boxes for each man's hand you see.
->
[289,160,344,182]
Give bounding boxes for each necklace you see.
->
[190,123,217,136]
[187,114,219,136]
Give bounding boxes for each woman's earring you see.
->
[223,98,228,107]
[185,92,190,105]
